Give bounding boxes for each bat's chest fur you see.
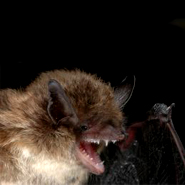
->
[8,148,88,185]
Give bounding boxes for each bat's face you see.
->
[75,118,125,175]
[0,70,135,185]
[47,73,135,175]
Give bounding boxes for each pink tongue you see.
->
[79,142,104,174]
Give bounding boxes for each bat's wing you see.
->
[87,103,185,185]
[131,103,185,184]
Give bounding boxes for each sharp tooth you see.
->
[105,140,109,146]
[85,139,100,144]
[112,140,116,144]
[101,161,104,165]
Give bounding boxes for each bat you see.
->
[0,69,135,185]
[87,103,185,184]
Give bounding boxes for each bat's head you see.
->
[47,72,135,175]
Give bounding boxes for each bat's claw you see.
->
[148,103,175,123]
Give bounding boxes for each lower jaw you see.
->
[75,146,105,175]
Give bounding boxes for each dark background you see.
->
[0,7,185,144]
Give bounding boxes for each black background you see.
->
[0,5,185,144]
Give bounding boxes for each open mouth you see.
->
[75,138,118,175]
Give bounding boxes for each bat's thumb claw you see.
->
[168,103,175,109]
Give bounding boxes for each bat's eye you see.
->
[80,125,88,131]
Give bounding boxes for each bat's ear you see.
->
[47,79,78,126]
[114,76,135,109]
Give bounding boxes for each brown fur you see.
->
[0,69,131,185]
